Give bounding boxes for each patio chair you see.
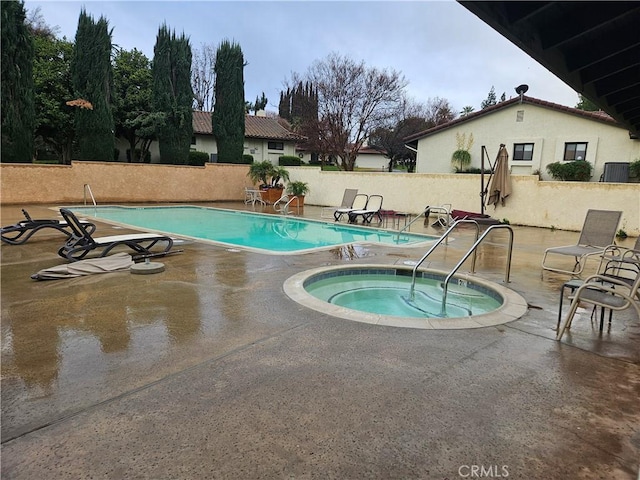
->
[322,188,358,219]
[556,263,640,341]
[58,208,174,262]
[348,195,384,224]
[1,209,96,245]
[334,193,368,221]
[541,209,622,277]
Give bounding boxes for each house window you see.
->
[513,143,534,161]
[191,136,196,145]
[268,141,284,150]
[564,142,587,161]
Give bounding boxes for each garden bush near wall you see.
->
[188,150,209,166]
[279,155,302,166]
[242,154,254,164]
[630,159,640,179]
[546,160,593,181]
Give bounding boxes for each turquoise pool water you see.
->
[70,206,436,254]
[303,268,502,318]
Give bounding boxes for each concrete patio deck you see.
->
[1,203,639,479]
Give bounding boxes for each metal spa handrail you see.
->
[409,219,481,298]
[408,221,514,316]
[438,224,514,316]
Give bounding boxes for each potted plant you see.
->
[286,181,309,208]
[247,161,274,189]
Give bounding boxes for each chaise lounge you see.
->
[1,209,96,245]
[348,195,384,224]
[58,208,174,261]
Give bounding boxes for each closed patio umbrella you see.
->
[486,144,512,207]
[31,252,134,280]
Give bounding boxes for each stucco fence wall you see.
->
[0,162,252,205]
[1,163,638,235]
[287,167,640,236]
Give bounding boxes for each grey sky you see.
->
[25,0,581,114]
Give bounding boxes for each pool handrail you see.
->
[396,205,452,238]
[439,224,514,316]
[274,195,300,215]
[409,219,481,298]
[83,184,97,217]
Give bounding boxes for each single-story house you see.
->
[296,144,389,170]
[117,112,305,165]
[192,111,306,164]
[405,96,640,182]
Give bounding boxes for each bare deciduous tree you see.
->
[305,52,407,171]
[369,96,454,172]
[191,43,215,111]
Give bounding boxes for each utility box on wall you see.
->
[601,162,629,182]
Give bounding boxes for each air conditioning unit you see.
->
[601,162,629,183]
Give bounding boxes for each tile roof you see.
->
[404,96,622,143]
[192,111,306,141]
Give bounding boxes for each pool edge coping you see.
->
[283,264,528,330]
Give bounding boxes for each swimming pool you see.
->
[284,265,528,329]
[68,206,436,254]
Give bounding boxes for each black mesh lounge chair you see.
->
[541,209,622,277]
[1,209,96,245]
[58,208,173,261]
[348,195,384,224]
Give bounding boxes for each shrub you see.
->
[279,155,301,166]
[242,154,254,164]
[188,150,209,166]
[546,160,593,181]
[114,148,120,162]
[629,159,640,178]
[286,181,309,196]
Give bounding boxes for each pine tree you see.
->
[279,88,291,120]
[1,0,35,163]
[71,9,114,161]
[152,24,193,164]
[212,40,245,164]
[481,86,497,109]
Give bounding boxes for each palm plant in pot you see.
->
[247,161,274,188]
[286,180,309,207]
[247,162,290,204]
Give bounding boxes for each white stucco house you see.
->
[191,111,305,164]
[405,96,640,182]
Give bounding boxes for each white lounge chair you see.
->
[322,188,358,219]
[348,195,384,224]
[334,193,368,222]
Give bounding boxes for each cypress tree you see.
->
[212,40,245,164]
[1,0,35,163]
[71,9,114,161]
[152,24,193,164]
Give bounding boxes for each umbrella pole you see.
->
[480,145,496,215]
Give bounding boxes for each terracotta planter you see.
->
[260,187,284,204]
[289,195,304,208]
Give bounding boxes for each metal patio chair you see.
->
[542,209,622,277]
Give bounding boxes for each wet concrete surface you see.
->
[1,203,639,479]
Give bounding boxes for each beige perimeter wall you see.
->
[2,163,639,235]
